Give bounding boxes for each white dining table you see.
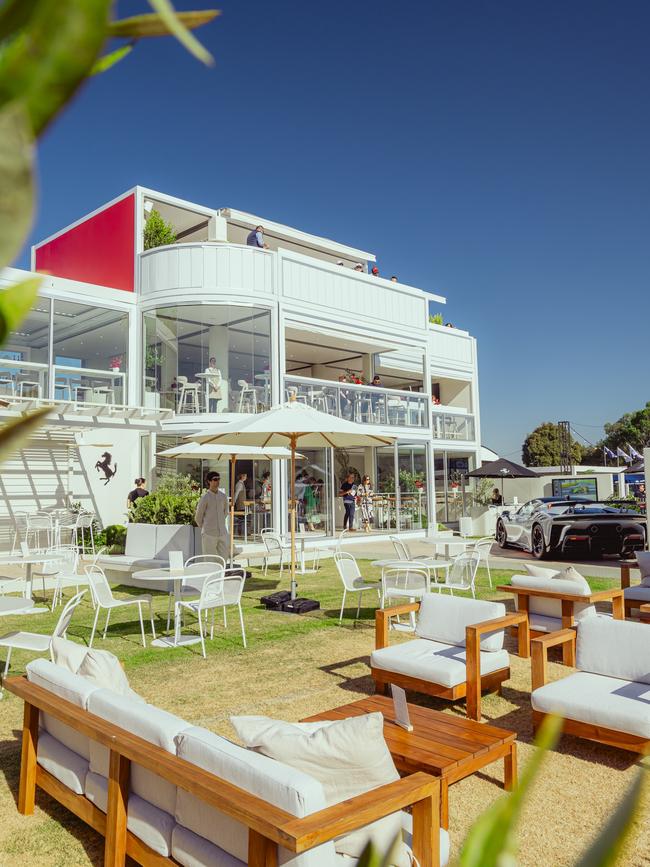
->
[132,565,221,649]
[282,531,327,574]
[421,536,475,559]
[0,552,65,600]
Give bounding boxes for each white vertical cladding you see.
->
[428,324,475,375]
[278,249,428,335]
[470,336,482,458]
[139,243,275,298]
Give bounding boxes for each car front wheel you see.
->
[531,524,548,559]
[496,520,508,548]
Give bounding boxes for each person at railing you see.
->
[356,475,374,533]
[370,374,385,419]
[390,275,398,282]
[246,225,269,249]
[339,473,357,531]
[371,266,379,277]
[337,374,353,419]
[353,263,364,272]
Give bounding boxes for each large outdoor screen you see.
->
[551,477,598,500]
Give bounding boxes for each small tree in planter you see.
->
[143,209,177,250]
[131,473,200,525]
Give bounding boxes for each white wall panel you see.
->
[429,327,475,372]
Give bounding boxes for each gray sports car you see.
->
[495,497,647,560]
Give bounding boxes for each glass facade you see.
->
[434,451,474,523]
[143,304,272,414]
[52,299,129,404]
[0,299,50,398]
[397,443,428,530]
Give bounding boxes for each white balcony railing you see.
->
[284,375,428,429]
[432,409,475,441]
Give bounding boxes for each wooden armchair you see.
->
[497,583,624,666]
[372,596,529,721]
[6,675,444,867]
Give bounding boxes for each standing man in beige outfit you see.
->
[194,471,229,559]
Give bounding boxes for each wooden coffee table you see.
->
[302,694,517,828]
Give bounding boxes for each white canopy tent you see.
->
[158,443,298,564]
[187,398,396,599]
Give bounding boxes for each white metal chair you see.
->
[0,590,86,695]
[237,379,258,413]
[10,511,29,554]
[313,529,348,570]
[74,512,96,555]
[18,376,42,398]
[471,537,494,588]
[92,385,115,404]
[389,535,445,583]
[26,513,53,551]
[175,570,247,656]
[73,384,94,402]
[85,565,156,647]
[31,545,87,609]
[54,377,72,401]
[381,565,431,631]
[439,550,481,597]
[164,555,227,631]
[334,552,380,623]
[261,529,291,575]
[0,373,15,396]
[177,375,200,413]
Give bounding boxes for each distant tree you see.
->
[522,422,582,467]
[143,209,177,250]
[603,402,650,452]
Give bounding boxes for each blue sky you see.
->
[22,0,650,459]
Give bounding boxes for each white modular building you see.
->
[0,186,481,545]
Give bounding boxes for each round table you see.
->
[0,552,65,600]
[421,537,474,559]
[282,532,326,574]
[0,597,35,616]
[132,565,221,649]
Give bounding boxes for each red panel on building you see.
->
[35,194,135,292]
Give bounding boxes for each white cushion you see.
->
[85,772,175,856]
[27,659,100,761]
[415,594,506,652]
[511,574,595,623]
[636,551,650,586]
[88,689,189,816]
[50,636,88,673]
[554,565,589,587]
[532,671,650,739]
[77,648,133,696]
[125,524,158,558]
[37,731,89,794]
[624,585,650,604]
[231,714,405,862]
[577,616,650,685]
[174,725,336,867]
[371,638,509,688]
[401,812,450,867]
[155,525,194,560]
[524,564,559,579]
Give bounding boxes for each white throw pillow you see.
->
[636,551,650,587]
[553,566,590,592]
[524,564,560,580]
[77,648,133,697]
[231,713,407,863]
[51,636,89,673]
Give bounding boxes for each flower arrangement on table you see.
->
[342,368,366,385]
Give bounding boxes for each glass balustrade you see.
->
[284,375,428,428]
[431,409,475,441]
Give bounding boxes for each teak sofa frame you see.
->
[5,676,443,867]
[530,630,650,756]
[372,602,529,722]
[496,584,625,666]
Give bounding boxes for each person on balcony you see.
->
[356,475,374,532]
[353,263,364,272]
[337,374,353,419]
[195,471,229,558]
[339,473,357,531]
[246,225,269,249]
[370,374,385,418]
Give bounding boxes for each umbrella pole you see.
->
[290,434,297,600]
[230,455,236,566]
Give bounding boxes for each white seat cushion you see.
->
[85,772,175,857]
[230,714,404,862]
[88,689,190,817]
[623,585,650,603]
[371,638,509,688]
[37,731,89,794]
[635,551,650,586]
[511,574,595,623]
[577,616,650,684]
[415,594,506,652]
[532,672,650,739]
[174,725,336,867]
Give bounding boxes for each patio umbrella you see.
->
[157,442,298,565]
[186,396,396,599]
[467,457,538,501]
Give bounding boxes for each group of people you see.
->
[339,472,375,532]
[295,470,326,531]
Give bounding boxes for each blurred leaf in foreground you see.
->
[0,102,34,270]
[147,0,217,65]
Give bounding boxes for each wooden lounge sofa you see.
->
[497,568,624,666]
[5,660,448,867]
[531,616,650,755]
[371,594,529,722]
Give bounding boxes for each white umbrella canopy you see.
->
[186,398,396,598]
[157,443,298,564]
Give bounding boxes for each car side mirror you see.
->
[501,510,510,519]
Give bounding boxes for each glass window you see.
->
[398,444,428,531]
[295,448,332,536]
[52,299,129,404]
[0,298,50,398]
[143,304,272,414]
